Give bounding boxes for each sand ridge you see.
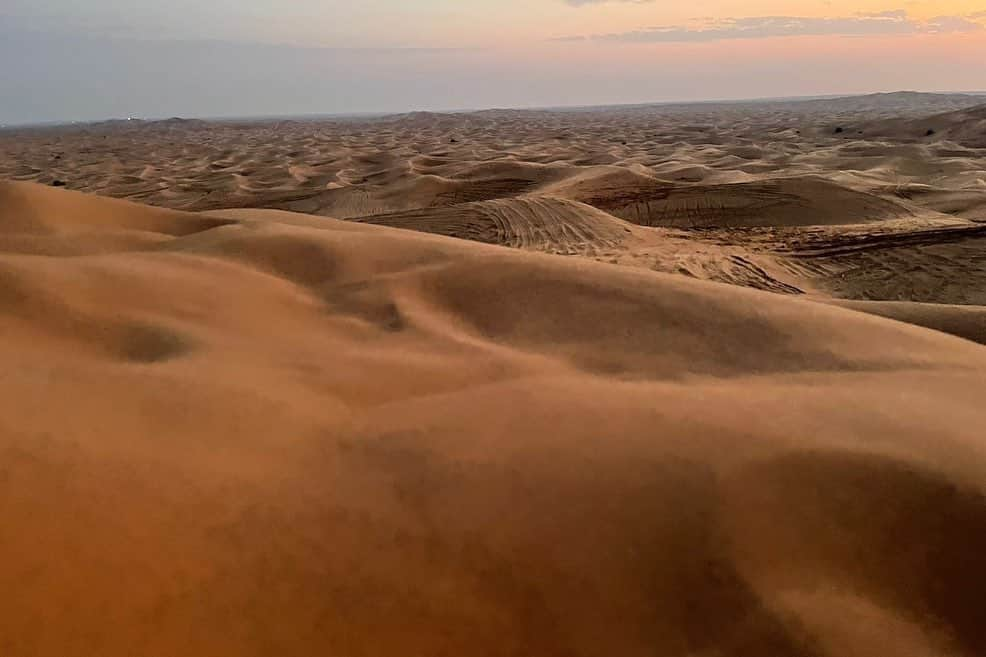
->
[853,103,986,147]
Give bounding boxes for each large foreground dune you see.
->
[2,180,986,656]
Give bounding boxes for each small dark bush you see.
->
[925,128,936,136]
[834,126,844,134]
[51,180,66,187]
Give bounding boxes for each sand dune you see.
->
[357,196,643,255]
[854,103,986,146]
[3,92,986,656]
[778,227,986,304]
[3,93,984,342]
[830,299,986,345]
[2,182,986,657]
[891,187,986,221]
[564,176,914,228]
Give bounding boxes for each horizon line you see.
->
[3,88,985,130]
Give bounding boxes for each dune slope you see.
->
[572,176,914,229]
[855,103,986,146]
[2,182,986,657]
[356,196,644,255]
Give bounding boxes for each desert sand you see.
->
[1,92,986,656]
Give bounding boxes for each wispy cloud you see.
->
[553,10,985,42]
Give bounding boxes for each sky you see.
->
[1,0,985,123]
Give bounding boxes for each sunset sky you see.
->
[2,0,984,123]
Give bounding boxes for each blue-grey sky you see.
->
[2,1,985,124]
